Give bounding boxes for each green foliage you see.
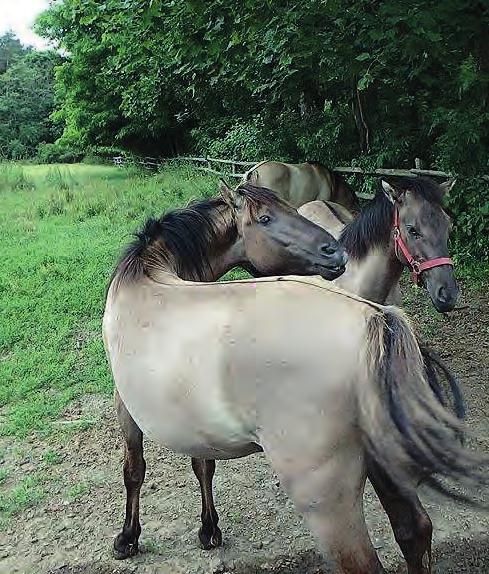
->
[0,37,61,160]
[36,142,83,164]
[447,179,489,264]
[0,32,26,74]
[35,1,489,169]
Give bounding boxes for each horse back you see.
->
[247,161,292,202]
[298,200,352,240]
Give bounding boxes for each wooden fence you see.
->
[113,155,488,197]
[113,154,457,179]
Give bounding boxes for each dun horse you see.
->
[103,184,484,574]
[244,160,359,212]
[296,176,462,573]
[299,176,459,311]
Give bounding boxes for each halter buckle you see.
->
[412,260,421,274]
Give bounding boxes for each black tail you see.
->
[360,308,488,503]
[420,345,465,422]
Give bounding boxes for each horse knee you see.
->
[394,508,432,565]
[123,453,146,489]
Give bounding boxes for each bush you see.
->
[82,145,128,165]
[446,178,489,264]
[191,105,357,166]
[36,143,83,164]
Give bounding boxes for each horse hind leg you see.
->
[267,441,386,574]
[368,460,432,574]
[113,390,146,559]
[191,458,222,549]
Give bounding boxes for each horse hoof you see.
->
[113,534,139,560]
[198,526,222,550]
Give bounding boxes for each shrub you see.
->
[36,143,83,164]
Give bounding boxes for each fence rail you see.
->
[113,155,488,187]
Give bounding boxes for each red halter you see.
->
[393,209,453,285]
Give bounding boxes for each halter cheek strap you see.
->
[393,209,453,285]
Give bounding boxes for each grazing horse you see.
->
[104,184,484,574]
[244,160,359,212]
[299,176,459,312]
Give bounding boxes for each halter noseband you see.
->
[393,208,453,285]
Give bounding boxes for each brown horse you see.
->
[104,183,485,574]
[244,160,359,212]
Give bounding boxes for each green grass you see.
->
[0,162,220,436]
[67,481,89,500]
[0,473,46,521]
[0,468,9,485]
[42,450,62,466]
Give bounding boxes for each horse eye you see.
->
[259,215,271,225]
[408,227,421,238]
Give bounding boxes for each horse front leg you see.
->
[113,390,146,559]
[368,460,432,574]
[191,458,222,549]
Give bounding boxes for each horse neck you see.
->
[338,200,403,303]
[149,204,243,283]
[337,244,403,303]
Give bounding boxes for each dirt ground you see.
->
[1,285,488,574]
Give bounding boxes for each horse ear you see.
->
[381,180,403,203]
[219,179,244,210]
[439,179,456,197]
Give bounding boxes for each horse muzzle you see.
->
[424,268,460,312]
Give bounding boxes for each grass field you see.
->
[0,163,223,437]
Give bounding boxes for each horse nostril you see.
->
[320,244,337,257]
[437,286,448,303]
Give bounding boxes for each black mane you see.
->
[113,196,230,287]
[340,176,444,259]
[112,183,284,289]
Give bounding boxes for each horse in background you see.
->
[244,160,359,212]
[299,177,458,312]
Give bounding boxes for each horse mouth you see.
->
[314,263,346,280]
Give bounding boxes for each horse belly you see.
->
[111,328,259,459]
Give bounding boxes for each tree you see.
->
[0,31,27,74]
[35,0,489,174]
[0,35,61,160]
